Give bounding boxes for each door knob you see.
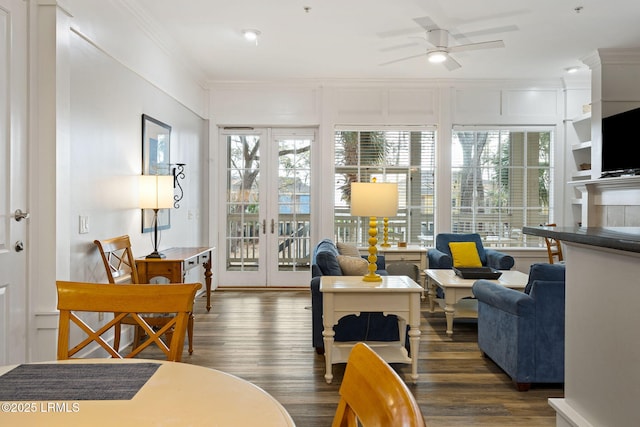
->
[14,209,30,222]
[15,241,24,252]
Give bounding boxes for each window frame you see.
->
[333,126,437,247]
[450,125,555,248]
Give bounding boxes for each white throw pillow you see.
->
[337,255,369,275]
[336,242,361,257]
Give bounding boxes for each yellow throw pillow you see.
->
[448,242,482,268]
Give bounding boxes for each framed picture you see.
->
[141,114,171,233]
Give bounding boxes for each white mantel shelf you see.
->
[568,175,640,188]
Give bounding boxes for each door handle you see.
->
[271,219,275,234]
[262,219,266,234]
[14,209,30,222]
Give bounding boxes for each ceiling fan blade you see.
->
[379,53,427,66]
[448,40,505,53]
[413,16,440,31]
[443,55,462,71]
[450,25,519,42]
[377,27,423,38]
[379,39,423,53]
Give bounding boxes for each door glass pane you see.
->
[276,136,311,272]
[226,134,260,271]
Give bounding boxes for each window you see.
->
[451,128,553,247]
[333,128,436,246]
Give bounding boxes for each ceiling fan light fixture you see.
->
[427,50,447,63]
[242,29,261,43]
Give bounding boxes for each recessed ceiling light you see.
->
[565,66,579,74]
[242,29,261,43]
[427,51,447,63]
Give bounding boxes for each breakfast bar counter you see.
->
[524,226,640,427]
[523,225,640,253]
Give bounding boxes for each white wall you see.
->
[26,0,209,361]
[68,30,208,283]
[61,0,208,118]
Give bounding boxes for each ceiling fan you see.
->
[380,16,510,71]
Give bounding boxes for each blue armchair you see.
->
[472,263,566,391]
[310,239,401,354]
[427,233,515,270]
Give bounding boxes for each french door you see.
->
[218,128,314,287]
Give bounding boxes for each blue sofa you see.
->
[472,263,566,391]
[310,239,402,354]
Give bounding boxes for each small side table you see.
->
[136,247,215,310]
[136,247,214,355]
[320,275,422,384]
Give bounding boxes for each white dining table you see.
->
[0,358,295,426]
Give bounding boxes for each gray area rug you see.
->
[0,362,160,401]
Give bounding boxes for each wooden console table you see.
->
[136,247,214,311]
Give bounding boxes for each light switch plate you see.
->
[79,215,89,234]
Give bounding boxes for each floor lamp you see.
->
[139,175,174,259]
[350,181,398,282]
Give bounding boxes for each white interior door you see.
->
[0,0,28,364]
[218,128,314,287]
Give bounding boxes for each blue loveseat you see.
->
[310,239,402,354]
[472,263,566,391]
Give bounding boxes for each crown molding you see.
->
[114,0,208,87]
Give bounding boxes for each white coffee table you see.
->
[320,275,423,384]
[424,269,529,336]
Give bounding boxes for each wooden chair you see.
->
[93,235,139,284]
[332,342,426,427]
[93,235,195,354]
[56,281,201,362]
[543,224,564,264]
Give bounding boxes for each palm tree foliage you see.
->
[336,131,386,203]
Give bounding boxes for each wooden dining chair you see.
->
[56,281,201,362]
[93,235,139,284]
[332,342,427,427]
[542,224,564,264]
[94,235,195,354]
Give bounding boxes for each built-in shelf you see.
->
[571,169,592,179]
[571,141,592,150]
[570,113,591,125]
[567,111,593,226]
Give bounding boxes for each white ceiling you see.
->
[131,0,640,83]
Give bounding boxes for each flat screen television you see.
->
[601,106,640,177]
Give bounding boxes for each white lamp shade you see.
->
[350,182,398,217]
[139,175,174,209]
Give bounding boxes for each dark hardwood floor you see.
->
[148,289,563,426]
